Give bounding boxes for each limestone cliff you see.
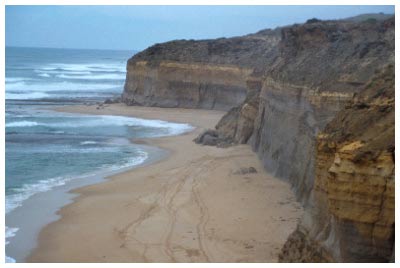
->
[122,14,395,262]
[122,30,280,110]
[279,64,394,262]
[215,17,395,262]
[211,17,394,204]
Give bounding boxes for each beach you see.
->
[27,104,303,262]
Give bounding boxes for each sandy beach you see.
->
[27,104,303,262]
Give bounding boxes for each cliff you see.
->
[122,29,280,110]
[208,16,394,204]
[279,64,394,262]
[122,15,395,262]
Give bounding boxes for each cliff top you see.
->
[129,14,394,73]
[127,14,394,96]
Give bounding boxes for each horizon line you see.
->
[5,45,139,52]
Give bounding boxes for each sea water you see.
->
[5,47,193,262]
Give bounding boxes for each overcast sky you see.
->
[6,5,395,51]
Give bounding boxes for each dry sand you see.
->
[28,104,303,263]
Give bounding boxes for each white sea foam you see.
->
[36,63,126,74]
[35,69,92,75]
[5,226,19,262]
[18,146,122,154]
[6,176,76,214]
[5,115,194,135]
[38,73,51,78]
[5,77,29,83]
[57,73,126,80]
[5,92,50,100]
[80,141,98,145]
[79,115,194,135]
[96,115,194,136]
[5,81,123,93]
[6,121,39,127]
[6,256,16,263]
[5,151,148,215]
[5,226,19,245]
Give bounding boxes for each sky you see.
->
[5,5,395,51]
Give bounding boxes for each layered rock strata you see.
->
[122,30,280,110]
[123,61,253,110]
[280,64,394,262]
[213,17,394,206]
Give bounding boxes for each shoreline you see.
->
[27,104,303,262]
[6,138,168,262]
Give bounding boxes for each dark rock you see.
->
[202,134,218,146]
[104,97,121,104]
[193,129,218,143]
[194,129,235,147]
[354,102,370,109]
[233,167,258,175]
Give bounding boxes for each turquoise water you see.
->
[5,47,192,262]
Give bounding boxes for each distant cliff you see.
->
[122,29,280,110]
[122,14,395,262]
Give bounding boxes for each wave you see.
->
[11,146,124,154]
[5,77,30,83]
[6,121,39,127]
[6,81,123,93]
[56,73,126,80]
[51,130,65,134]
[36,63,126,74]
[6,115,194,135]
[5,226,19,245]
[5,226,18,262]
[5,92,51,100]
[80,141,98,145]
[6,256,16,263]
[35,70,92,75]
[5,151,148,215]
[38,73,51,78]
[99,115,194,136]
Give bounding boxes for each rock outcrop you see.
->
[122,14,395,262]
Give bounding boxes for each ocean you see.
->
[5,47,193,262]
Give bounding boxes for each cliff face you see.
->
[123,61,252,110]
[218,17,395,206]
[122,15,395,262]
[122,31,280,110]
[216,18,395,262]
[280,65,394,262]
